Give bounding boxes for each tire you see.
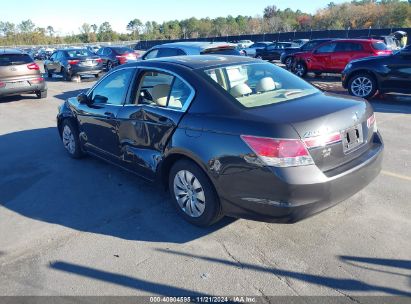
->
[44,66,52,78]
[36,90,47,99]
[294,61,307,77]
[348,73,377,99]
[169,159,223,227]
[106,61,113,71]
[256,55,263,60]
[94,73,101,79]
[61,119,83,159]
[285,57,293,70]
[62,68,72,81]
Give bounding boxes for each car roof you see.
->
[136,55,257,70]
[0,48,24,55]
[153,41,236,51]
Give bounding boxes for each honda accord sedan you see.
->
[57,55,383,226]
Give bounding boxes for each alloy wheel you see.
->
[285,57,293,69]
[350,76,373,97]
[62,125,76,155]
[294,63,306,77]
[173,170,206,218]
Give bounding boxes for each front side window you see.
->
[90,69,134,105]
[144,49,159,60]
[204,62,318,108]
[157,48,185,57]
[316,43,337,53]
[136,70,193,110]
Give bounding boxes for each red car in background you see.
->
[292,39,392,77]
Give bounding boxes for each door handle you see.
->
[104,111,115,118]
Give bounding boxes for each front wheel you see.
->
[285,57,293,69]
[106,61,114,71]
[294,61,307,77]
[169,159,223,227]
[62,68,72,81]
[348,73,377,99]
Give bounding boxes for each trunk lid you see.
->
[246,92,375,172]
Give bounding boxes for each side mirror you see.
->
[77,93,90,104]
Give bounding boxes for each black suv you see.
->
[342,45,411,99]
[44,49,103,81]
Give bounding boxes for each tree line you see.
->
[1,0,410,46]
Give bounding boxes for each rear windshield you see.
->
[0,54,33,66]
[66,49,94,58]
[203,62,318,108]
[113,47,133,54]
[372,42,388,50]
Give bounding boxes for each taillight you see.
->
[241,135,314,167]
[116,55,127,64]
[29,77,44,84]
[96,58,103,63]
[367,113,377,132]
[27,63,40,70]
[303,132,342,149]
[68,60,80,65]
[0,81,5,88]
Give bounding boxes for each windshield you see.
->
[372,41,389,51]
[113,47,133,54]
[203,62,318,108]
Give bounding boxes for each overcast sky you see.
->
[1,0,348,34]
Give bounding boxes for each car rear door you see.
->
[76,68,136,163]
[116,68,194,179]
[333,42,356,72]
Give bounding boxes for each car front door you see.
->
[76,68,136,162]
[382,49,411,91]
[116,68,194,179]
[46,52,59,73]
[310,42,337,72]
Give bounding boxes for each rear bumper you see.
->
[220,132,383,223]
[69,65,103,76]
[0,81,47,97]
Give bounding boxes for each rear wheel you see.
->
[169,159,223,227]
[62,68,72,81]
[294,61,307,77]
[61,120,83,159]
[348,73,377,99]
[107,61,113,71]
[36,90,47,99]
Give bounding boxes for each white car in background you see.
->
[242,42,272,57]
[237,40,253,48]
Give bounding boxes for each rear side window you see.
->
[136,70,193,110]
[335,42,364,52]
[372,42,388,51]
[0,54,33,66]
[157,48,186,57]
